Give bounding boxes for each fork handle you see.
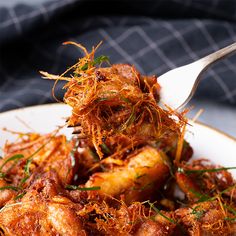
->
[157,42,236,110]
[199,42,236,71]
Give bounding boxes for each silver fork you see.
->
[157,42,236,110]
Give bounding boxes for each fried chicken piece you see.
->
[0,179,16,207]
[176,159,236,202]
[0,171,86,236]
[1,133,77,186]
[85,146,170,204]
[57,60,186,158]
[175,200,236,236]
[134,219,175,236]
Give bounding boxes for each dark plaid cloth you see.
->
[1,0,236,112]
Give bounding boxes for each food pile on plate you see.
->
[0,43,236,236]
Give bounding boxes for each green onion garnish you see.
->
[146,200,176,224]
[0,154,24,171]
[178,166,236,175]
[65,185,100,191]
[81,55,109,71]
[0,186,21,191]
[14,192,26,200]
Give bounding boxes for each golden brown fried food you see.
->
[1,132,77,186]
[0,171,86,236]
[41,43,187,159]
[85,146,170,204]
[175,200,236,236]
[176,159,236,202]
[1,43,236,235]
[0,179,16,208]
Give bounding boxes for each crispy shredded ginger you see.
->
[1,42,236,236]
[41,41,188,159]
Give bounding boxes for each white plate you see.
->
[0,104,236,176]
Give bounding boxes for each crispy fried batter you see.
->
[85,146,170,204]
[41,43,187,159]
[0,172,85,236]
[0,43,236,235]
[1,132,77,186]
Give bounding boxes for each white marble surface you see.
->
[188,100,236,138]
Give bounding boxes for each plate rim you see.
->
[0,103,235,143]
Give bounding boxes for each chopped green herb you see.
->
[20,131,58,185]
[135,173,146,179]
[101,143,111,155]
[191,205,204,220]
[0,172,6,178]
[24,159,32,176]
[0,154,24,171]
[120,107,136,131]
[120,96,131,104]
[27,141,47,159]
[225,217,236,222]
[218,185,236,197]
[179,167,236,175]
[96,97,108,102]
[189,188,210,203]
[20,176,29,184]
[0,186,21,191]
[147,200,176,224]
[14,192,26,200]
[93,55,109,65]
[80,55,109,71]
[20,159,33,185]
[224,204,236,216]
[25,131,58,162]
[191,185,236,204]
[66,185,101,191]
[80,63,88,71]
[125,108,136,127]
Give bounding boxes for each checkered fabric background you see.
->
[1,0,236,112]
